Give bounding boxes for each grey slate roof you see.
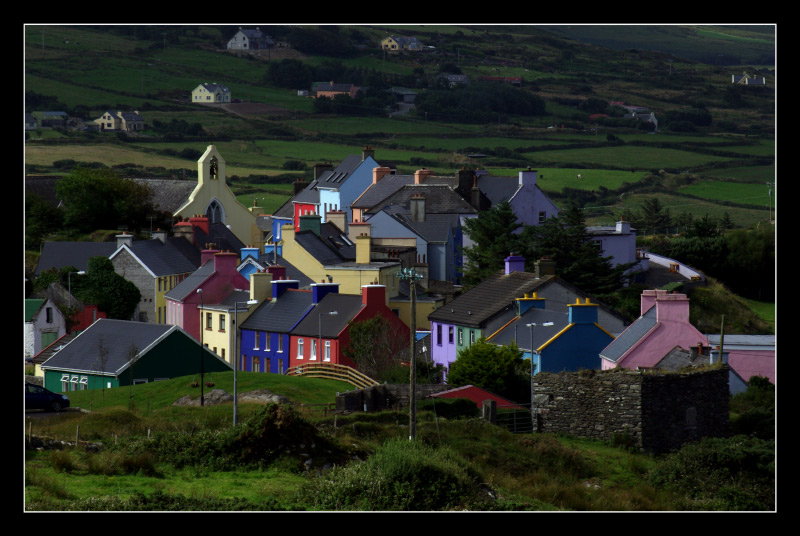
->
[241,289,315,333]
[123,237,200,276]
[164,261,215,301]
[476,175,520,205]
[487,308,568,352]
[365,184,478,216]
[194,222,246,253]
[599,306,658,363]
[352,174,415,210]
[315,154,364,191]
[40,319,174,375]
[428,271,555,328]
[290,293,364,338]
[131,178,196,214]
[35,242,117,276]
[295,230,348,266]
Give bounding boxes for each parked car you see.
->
[25,383,70,412]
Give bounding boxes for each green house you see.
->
[40,318,232,393]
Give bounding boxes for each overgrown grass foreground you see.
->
[25,398,775,511]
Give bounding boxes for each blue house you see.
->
[238,281,339,373]
[487,294,615,375]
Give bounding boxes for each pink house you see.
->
[164,249,250,342]
[706,334,775,385]
[600,289,708,370]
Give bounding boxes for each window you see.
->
[265,358,271,373]
[265,332,271,351]
[458,328,463,345]
[469,331,475,344]
[539,211,547,224]
[206,313,213,330]
[277,336,283,353]
[254,331,260,350]
[448,326,454,344]
[79,376,88,391]
[70,375,79,391]
[324,340,331,362]
[436,324,442,346]
[60,374,70,392]
[219,314,226,332]
[297,338,304,359]
[254,356,260,373]
[46,307,53,323]
[310,339,317,360]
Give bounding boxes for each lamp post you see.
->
[395,267,423,441]
[196,288,205,407]
[232,299,258,427]
[319,311,338,363]
[67,270,85,309]
[526,322,553,431]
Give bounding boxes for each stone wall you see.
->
[532,366,730,453]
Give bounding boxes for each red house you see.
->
[288,285,409,370]
[69,305,107,334]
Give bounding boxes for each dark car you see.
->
[25,383,70,412]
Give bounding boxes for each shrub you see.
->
[647,435,775,510]
[302,438,495,511]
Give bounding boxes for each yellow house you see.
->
[173,145,261,247]
[191,83,232,103]
[380,36,423,52]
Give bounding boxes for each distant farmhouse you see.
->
[191,83,231,104]
[381,36,423,52]
[732,72,766,85]
[93,110,145,132]
[226,27,274,50]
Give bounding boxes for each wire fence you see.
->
[496,404,535,434]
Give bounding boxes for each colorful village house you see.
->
[599,289,708,372]
[239,280,338,373]
[428,254,628,374]
[288,284,410,370]
[25,298,66,360]
[172,145,262,247]
[164,249,250,343]
[39,318,231,393]
[487,294,615,375]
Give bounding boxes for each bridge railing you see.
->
[284,362,379,390]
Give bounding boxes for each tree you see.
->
[461,201,521,287]
[638,197,672,234]
[25,193,64,249]
[342,316,408,381]
[446,338,530,403]
[75,256,141,320]
[54,166,155,234]
[519,204,635,298]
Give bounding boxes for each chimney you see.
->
[313,163,333,180]
[326,210,347,233]
[266,264,287,281]
[456,167,474,197]
[504,253,526,275]
[152,228,167,244]
[534,257,556,278]
[410,193,426,222]
[356,233,372,264]
[173,221,194,244]
[348,221,371,244]
[567,297,599,324]
[414,168,434,184]
[213,251,239,276]
[116,233,133,249]
[240,246,259,261]
[471,175,482,210]
[516,292,546,315]
[616,220,631,234]
[362,145,375,161]
[189,215,210,237]
[272,279,299,299]
[640,289,667,316]
[519,168,537,187]
[249,270,273,303]
[201,245,220,266]
[372,166,391,184]
[361,284,386,306]
[312,283,340,304]
[293,179,310,195]
[654,292,691,324]
[298,213,322,236]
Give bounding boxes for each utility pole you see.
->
[396,267,423,440]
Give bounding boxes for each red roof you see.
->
[428,384,523,409]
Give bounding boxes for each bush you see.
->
[647,435,775,510]
[417,398,478,420]
[302,438,495,510]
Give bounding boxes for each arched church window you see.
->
[207,200,223,223]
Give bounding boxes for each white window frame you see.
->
[79,376,88,391]
[310,339,317,361]
[297,338,304,359]
[324,340,331,362]
[60,374,70,392]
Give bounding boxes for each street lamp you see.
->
[232,299,258,427]
[196,288,205,407]
[319,311,338,363]
[67,270,85,308]
[526,322,554,431]
[395,267,424,440]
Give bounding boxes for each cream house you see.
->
[173,145,261,247]
[191,83,232,103]
[93,110,144,132]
